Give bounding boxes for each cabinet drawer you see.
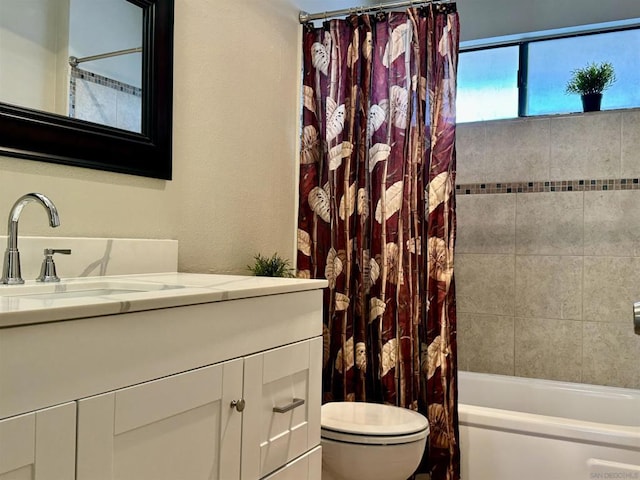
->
[262,446,321,480]
[242,338,322,479]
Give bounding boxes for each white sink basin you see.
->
[0,280,184,300]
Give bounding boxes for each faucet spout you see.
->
[2,193,60,285]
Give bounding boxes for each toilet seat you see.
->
[321,402,429,445]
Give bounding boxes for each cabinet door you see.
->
[0,402,76,480]
[76,359,243,480]
[242,337,322,479]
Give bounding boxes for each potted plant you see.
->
[247,253,294,277]
[565,61,616,112]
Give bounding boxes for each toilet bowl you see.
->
[320,402,429,480]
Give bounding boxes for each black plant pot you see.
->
[581,93,602,112]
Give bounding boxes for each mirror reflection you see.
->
[0,0,143,133]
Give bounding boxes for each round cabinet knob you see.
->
[230,399,246,412]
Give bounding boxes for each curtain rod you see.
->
[299,0,451,23]
[68,47,142,68]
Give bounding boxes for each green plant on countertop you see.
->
[565,61,616,95]
[248,253,294,278]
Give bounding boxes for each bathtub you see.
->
[458,371,640,480]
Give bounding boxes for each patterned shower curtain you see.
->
[296,5,459,479]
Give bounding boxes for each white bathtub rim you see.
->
[459,404,640,451]
[458,371,640,426]
[458,371,640,401]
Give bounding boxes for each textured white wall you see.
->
[171,0,302,274]
[457,0,640,41]
[69,0,142,88]
[0,0,70,113]
[0,160,179,240]
[0,0,303,276]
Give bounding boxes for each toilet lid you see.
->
[321,402,429,444]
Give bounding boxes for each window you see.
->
[456,26,640,122]
[457,46,519,123]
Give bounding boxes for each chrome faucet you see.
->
[1,193,60,285]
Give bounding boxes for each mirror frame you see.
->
[0,0,174,180]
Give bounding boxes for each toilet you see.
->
[320,401,430,480]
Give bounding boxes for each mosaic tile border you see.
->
[456,178,640,195]
[70,67,142,96]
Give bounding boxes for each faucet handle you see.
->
[45,248,71,256]
[36,248,72,282]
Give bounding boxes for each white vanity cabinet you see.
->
[73,338,322,480]
[0,277,326,480]
[0,403,76,480]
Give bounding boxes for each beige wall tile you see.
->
[455,110,640,385]
[584,191,640,256]
[456,123,487,184]
[621,110,640,178]
[582,322,640,389]
[515,256,582,320]
[457,194,516,254]
[514,318,582,382]
[456,254,515,315]
[457,318,470,372]
[516,192,583,255]
[583,256,640,323]
[484,118,550,183]
[549,113,621,180]
[458,313,515,375]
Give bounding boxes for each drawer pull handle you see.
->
[273,398,305,413]
[230,399,246,412]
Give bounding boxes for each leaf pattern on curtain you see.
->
[297,5,460,479]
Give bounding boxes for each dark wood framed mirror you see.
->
[0,0,174,180]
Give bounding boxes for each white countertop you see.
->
[0,273,327,328]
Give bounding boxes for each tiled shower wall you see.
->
[69,67,142,133]
[455,109,640,389]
